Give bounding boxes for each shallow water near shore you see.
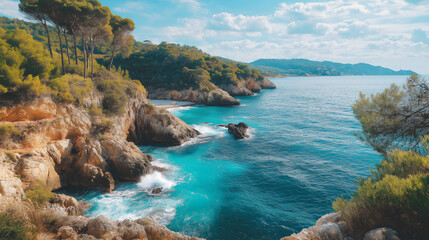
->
[64,75,407,240]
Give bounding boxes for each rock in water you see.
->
[227,122,249,139]
[151,187,163,195]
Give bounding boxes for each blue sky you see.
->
[1,0,429,73]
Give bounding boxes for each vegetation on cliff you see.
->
[100,42,265,91]
[333,74,429,240]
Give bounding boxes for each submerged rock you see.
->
[226,122,249,139]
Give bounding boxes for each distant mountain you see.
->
[248,59,416,76]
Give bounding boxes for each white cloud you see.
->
[210,13,273,33]
[0,0,24,19]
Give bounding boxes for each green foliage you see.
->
[49,74,93,104]
[102,90,126,115]
[0,123,19,142]
[100,42,265,91]
[333,145,429,239]
[0,212,29,240]
[353,74,429,154]
[24,180,54,205]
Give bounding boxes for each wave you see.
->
[138,171,177,191]
[173,124,227,148]
[167,106,194,114]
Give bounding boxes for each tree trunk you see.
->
[73,33,78,65]
[82,39,86,78]
[90,40,95,80]
[63,29,71,64]
[56,25,65,75]
[42,22,53,58]
[109,47,116,71]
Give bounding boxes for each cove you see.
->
[64,75,407,240]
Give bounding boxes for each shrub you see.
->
[0,213,28,240]
[93,116,114,133]
[102,90,126,115]
[24,181,54,205]
[333,147,429,240]
[0,123,19,142]
[49,74,93,104]
[4,151,16,162]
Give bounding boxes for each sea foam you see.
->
[138,171,176,191]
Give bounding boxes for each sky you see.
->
[1,0,429,73]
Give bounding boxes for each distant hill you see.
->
[248,59,416,76]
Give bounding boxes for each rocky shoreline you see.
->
[281,213,400,240]
[148,77,276,106]
[0,89,202,239]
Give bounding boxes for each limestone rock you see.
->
[132,105,199,146]
[137,217,204,240]
[118,219,147,240]
[148,87,239,106]
[281,213,351,240]
[363,228,400,240]
[87,215,117,238]
[57,226,79,240]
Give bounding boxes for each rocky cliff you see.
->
[148,77,276,105]
[0,91,202,239]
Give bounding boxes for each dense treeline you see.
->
[15,0,135,78]
[100,42,265,90]
[334,74,429,239]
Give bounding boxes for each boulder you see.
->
[87,215,117,238]
[57,226,78,240]
[137,217,204,240]
[226,122,249,139]
[363,228,400,240]
[118,219,147,240]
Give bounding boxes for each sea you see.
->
[64,75,408,240]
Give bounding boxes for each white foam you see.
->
[245,127,256,140]
[172,124,227,148]
[151,159,174,170]
[138,171,176,190]
[167,106,194,114]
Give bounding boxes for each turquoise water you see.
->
[65,75,407,240]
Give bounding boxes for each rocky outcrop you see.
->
[259,77,277,89]
[218,77,276,96]
[223,122,249,139]
[148,87,240,106]
[52,212,205,240]
[363,228,400,240]
[0,93,198,195]
[129,105,199,146]
[280,213,401,240]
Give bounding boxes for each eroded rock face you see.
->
[148,87,240,106]
[137,217,205,240]
[131,105,199,146]
[0,93,198,196]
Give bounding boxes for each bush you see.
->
[24,181,54,205]
[102,90,126,115]
[0,213,28,240]
[49,74,93,104]
[0,123,19,142]
[333,147,429,239]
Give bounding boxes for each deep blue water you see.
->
[65,75,407,240]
